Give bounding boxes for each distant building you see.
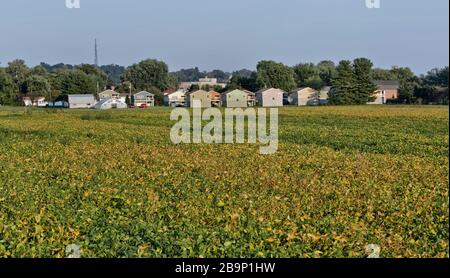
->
[221,89,249,108]
[98,89,120,100]
[255,88,284,107]
[23,96,48,107]
[290,87,319,106]
[369,81,400,104]
[244,90,256,107]
[164,90,187,107]
[55,95,96,109]
[208,91,222,107]
[133,91,155,108]
[23,97,32,107]
[180,76,228,91]
[186,90,211,108]
[319,86,331,105]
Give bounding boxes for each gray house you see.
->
[132,91,155,108]
[221,89,249,108]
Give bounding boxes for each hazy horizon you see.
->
[0,0,449,74]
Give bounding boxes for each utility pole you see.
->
[129,83,132,107]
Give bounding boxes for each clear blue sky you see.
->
[0,0,448,74]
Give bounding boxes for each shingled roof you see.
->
[375,80,400,90]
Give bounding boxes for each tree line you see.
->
[0,58,448,106]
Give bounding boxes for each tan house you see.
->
[255,88,284,107]
[319,86,331,105]
[290,87,319,106]
[244,90,256,107]
[369,81,400,104]
[186,90,211,108]
[208,91,222,107]
[98,89,120,100]
[221,89,249,108]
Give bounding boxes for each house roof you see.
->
[186,89,209,96]
[375,80,400,90]
[291,87,317,93]
[99,90,119,95]
[134,91,154,96]
[256,88,285,95]
[67,94,96,103]
[223,89,248,95]
[163,88,177,95]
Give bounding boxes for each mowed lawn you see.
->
[0,106,448,258]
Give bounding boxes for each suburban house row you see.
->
[23,80,399,109]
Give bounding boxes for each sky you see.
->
[0,0,448,74]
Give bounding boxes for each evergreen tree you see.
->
[329,60,356,104]
[353,58,377,104]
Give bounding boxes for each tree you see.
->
[122,59,175,92]
[77,64,109,89]
[228,72,259,92]
[329,60,356,105]
[25,75,52,99]
[30,65,49,77]
[100,64,126,85]
[293,63,326,89]
[6,59,30,93]
[317,60,337,86]
[54,70,97,96]
[353,58,377,104]
[256,60,296,92]
[0,69,17,105]
[390,67,417,103]
[373,68,394,80]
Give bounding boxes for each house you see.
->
[319,86,331,105]
[290,87,319,106]
[208,91,222,107]
[93,98,127,110]
[179,76,228,91]
[23,97,32,107]
[221,89,249,108]
[255,88,284,107]
[98,89,120,100]
[33,97,48,107]
[119,93,129,104]
[245,90,256,107]
[186,90,211,108]
[164,90,187,107]
[23,96,48,107]
[133,91,155,108]
[55,95,96,109]
[369,81,400,104]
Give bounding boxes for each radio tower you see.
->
[94,39,99,67]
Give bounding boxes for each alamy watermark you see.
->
[170,101,278,155]
[366,0,381,9]
[65,1,380,10]
[65,0,80,9]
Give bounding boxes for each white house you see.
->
[164,90,187,107]
[290,87,319,106]
[255,88,284,107]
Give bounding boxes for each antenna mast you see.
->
[94,39,99,67]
